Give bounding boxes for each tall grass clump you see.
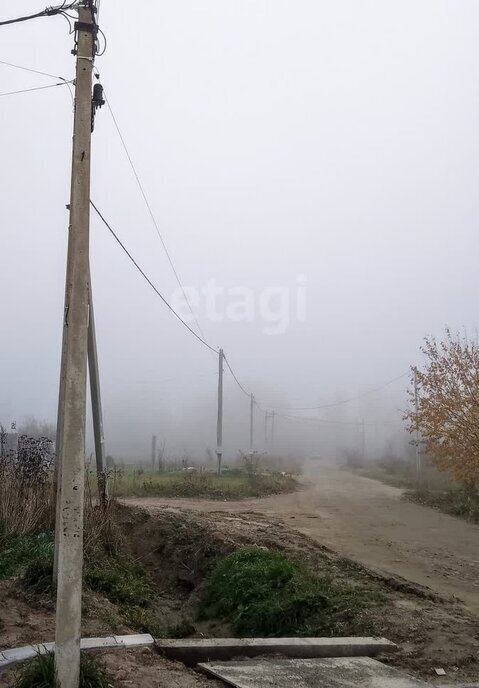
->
[14,651,111,688]
[0,429,54,539]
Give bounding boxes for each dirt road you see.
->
[125,464,479,614]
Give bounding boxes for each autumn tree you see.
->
[406,329,479,486]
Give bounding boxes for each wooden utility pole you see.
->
[250,393,254,452]
[88,277,108,509]
[54,5,96,687]
[151,434,157,470]
[216,349,224,474]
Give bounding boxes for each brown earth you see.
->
[0,648,224,688]
[124,462,479,614]
[2,464,479,685]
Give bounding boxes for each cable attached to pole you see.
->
[0,80,73,97]
[0,3,78,28]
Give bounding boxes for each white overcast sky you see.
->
[1,1,478,458]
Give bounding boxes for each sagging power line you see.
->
[97,81,207,342]
[0,53,408,428]
[90,201,219,355]
[267,372,409,412]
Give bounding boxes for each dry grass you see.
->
[0,435,54,539]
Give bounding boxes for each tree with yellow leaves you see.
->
[406,329,479,486]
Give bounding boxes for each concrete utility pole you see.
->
[264,410,269,445]
[216,349,224,474]
[250,394,254,452]
[151,434,157,470]
[271,410,275,450]
[414,369,421,481]
[54,5,96,687]
[88,277,108,509]
[361,418,366,460]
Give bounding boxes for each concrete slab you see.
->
[0,635,154,673]
[156,637,396,666]
[81,636,120,650]
[1,646,38,666]
[113,634,154,648]
[199,657,429,687]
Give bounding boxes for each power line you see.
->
[90,201,219,355]
[275,411,398,427]
[100,86,207,343]
[0,59,74,102]
[223,355,252,398]
[0,80,73,97]
[267,372,409,412]
[0,3,77,28]
[0,59,68,80]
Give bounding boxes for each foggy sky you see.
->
[1,1,478,460]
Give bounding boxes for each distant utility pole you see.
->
[216,349,224,474]
[271,410,275,451]
[414,369,421,481]
[264,410,269,445]
[151,434,157,471]
[361,418,366,460]
[250,394,255,452]
[88,277,108,509]
[54,5,96,688]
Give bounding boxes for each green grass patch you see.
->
[199,547,384,636]
[112,469,297,500]
[14,651,111,688]
[85,554,153,608]
[21,557,55,595]
[0,532,53,580]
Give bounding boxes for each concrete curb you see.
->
[156,637,397,666]
[0,634,154,672]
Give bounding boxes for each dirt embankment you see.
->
[2,467,479,684]
[114,503,478,683]
[124,463,479,614]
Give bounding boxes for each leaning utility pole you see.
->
[250,393,254,452]
[216,349,224,474]
[88,277,108,509]
[54,4,96,687]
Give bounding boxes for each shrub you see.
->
[199,547,384,637]
[199,548,328,635]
